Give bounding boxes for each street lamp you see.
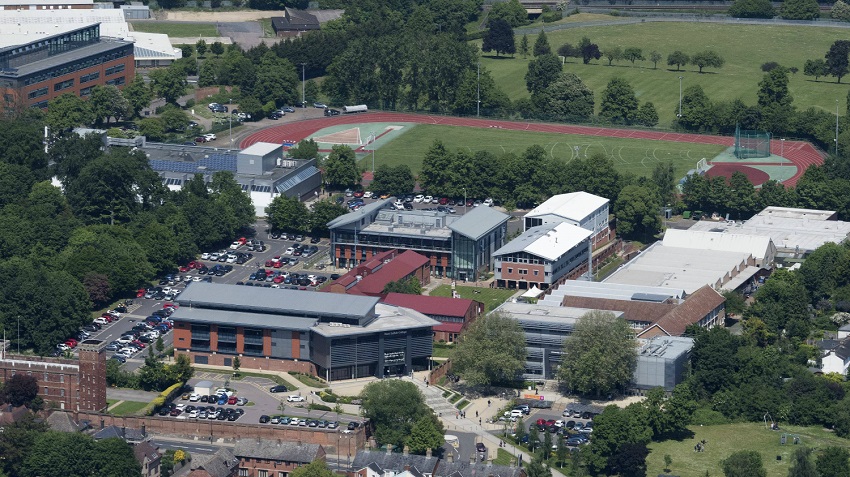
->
[677,76,684,118]
[463,187,467,210]
[228,98,232,146]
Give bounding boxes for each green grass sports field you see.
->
[372,123,725,178]
[480,21,850,124]
[130,22,219,38]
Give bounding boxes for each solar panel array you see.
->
[276,166,319,194]
[149,153,237,174]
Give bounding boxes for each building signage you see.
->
[384,349,405,364]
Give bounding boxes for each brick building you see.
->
[323,249,430,297]
[382,293,484,343]
[0,339,107,411]
[0,24,134,110]
[234,440,325,477]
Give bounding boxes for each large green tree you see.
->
[826,40,850,83]
[691,50,725,73]
[309,199,348,236]
[599,77,639,124]
[788,446,819,477]
[45,94,93,132]
[89,85,129,125]
[452,311,526,387]
[253,51,299,107]
[817,447,850,477]
[360,380,437,450]
[525,53,563,97]
[266,195,310,233]
[722,450,767,477]
[323,145,360,190]
[557,310,637,397]
[407,414,445,454]
[489,0,528,27]
[121,75,153,117]
[289,459,335,477]
[614,184,661,239]
[804,58,829,81]
[533,30,551,57]
[758,67,793,108]
[369,164,416,197]
[729,0,776,17]
[21,432,140,477]
[482,19,516,57]
[539,72,594,121]
[149,66,187,105]
[667,51,690,71]
[780,0,820,19]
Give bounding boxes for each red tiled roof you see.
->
[649,285,725,336]
[561,296,675,324]
[353,250,430,295]
[383,293,476,318]
[434,322,464,333]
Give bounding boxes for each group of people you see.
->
[694,439,708,452]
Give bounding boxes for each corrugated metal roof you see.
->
[326,198,394,229]
[176,282,378,322]
[525,192,608,222]
[447,205,509,240]
[494,222,591,261]
[663,229,774,260]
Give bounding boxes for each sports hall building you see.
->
[172,282,438,381]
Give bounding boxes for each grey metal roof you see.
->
[233,440,321,462]
[170,307,317,331]
[176,282,378,322]
[448,205,509,240]
[1,38,131,79]
[327,198,394,229]
[311,303,439,337]
[351,450,439,474]
[240,142,281,156]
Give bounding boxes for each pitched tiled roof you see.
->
[383,293,477,318]
[433,322,464,333]
[351,450,439,475]
[0,405,30,427]
[233,440,322,463]
[651,285,725,336]
[561,296,675,324]
[329,250,430,296]
[191,448,238,477]
[134,441,160,464]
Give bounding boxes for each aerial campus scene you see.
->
[2,0,850,476]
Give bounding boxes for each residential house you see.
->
[187,448,239,477]
[233,440,324,477]
[134,441,162,477]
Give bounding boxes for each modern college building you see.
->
[328,199,509,281]
[172,283,438,381]
[0,23,133,110]
[523,192,611,247]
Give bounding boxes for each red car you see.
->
[273,261,283,268]
[65,339,78,348]
[273,275,284,283]
[227,395,238,405]
[265,259,274,267]
[136,288,146,298]
[188,261,197,268]
[101,314,116,323]
[238,237,247,245]
[164,303,178,310]
[179,265,190,272]
[353,190,364,198]
[132,340,146,349]
[439,197,449,205]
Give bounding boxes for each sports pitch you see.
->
[361,123,726,179]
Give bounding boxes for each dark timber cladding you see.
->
[172,283,438,381]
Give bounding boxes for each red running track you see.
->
[242,112,824,187]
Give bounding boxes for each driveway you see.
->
[217,21,264,49]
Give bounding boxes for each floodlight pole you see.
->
[477,61,481,118]
[677,76,683,118]
[780,138,785,157]
[463,187,467,210]
[836,99,840,157]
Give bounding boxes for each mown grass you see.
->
[374,124,725,178]
[109,400,149,416]
[289,371,328,389]
[646,422,850,477]
[130,22,219,37]
[430,284,518,313]
[477,21,850,126]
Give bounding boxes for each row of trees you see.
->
[804,40,850,84]
[729,0,819,19]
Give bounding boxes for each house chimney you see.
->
[426,448,432,458]
[386,444,393,455]
[100,419,105,429]
[141,424,146,437]
[403,446,409,456]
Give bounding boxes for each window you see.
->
[507,268,513,274]
[53,79,74,91]
[44,387,48,395]
[194,355,208,365]
[80,86,93,97]
[106,76,125,86]
[28,87,48,99]
[80,71,99,83]
[239,469,249,477]
[60,375,64,383]
[533,270,539,276]
[60,389,65,397]
[105,63,125,76]
[258,471,268,477]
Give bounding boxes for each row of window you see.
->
[105,63,125,76]
[27,87,47,99]
[22,46,131,86]
[498,267,541,277]
[80,71,99,83]
[106,76,125,86]
[238,469,289,477]
[54,79,74,92]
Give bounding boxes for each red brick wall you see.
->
[175,351,318,375]
[498,263,545,282]
[239,447,327,477]
[21,54,134,108]
[68,411,367,450]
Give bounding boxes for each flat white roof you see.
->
[494,222,591,261]
[689,211,850,253]
[525,192,608,223]
[603,242,751,294]
[541,281,686,304]
[662,229,774,261]
[240,142,282,157]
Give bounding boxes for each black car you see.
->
[476,443,487,453]
[403,202,413,210]
[270,385,288,393]
[268,111,284,120]
[310,236,321,243]
[324,108,341,116]
[347,421,361,430]
[259,415,271,423]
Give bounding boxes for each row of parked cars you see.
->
[239,269,327,288]
[160,403,246,421]
[259,416,340,428]
[57,306,127,354]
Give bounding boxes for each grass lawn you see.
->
[430,284,517,313]
[130,22,219,37]
[289,372,328,389]
[478,21,850,126]
[432,343,455,359]
[109,400,149,416]
[647,422,850,477]
[375,124,725,179]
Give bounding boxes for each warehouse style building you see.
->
[328,200,509,280]
[172,283,438,381]
[493,222,592,290]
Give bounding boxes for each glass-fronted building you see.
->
[328,198,509,280]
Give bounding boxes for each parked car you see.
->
[313,102,327,109]
[324,108,340,116]
[287,395,305,402]
[270,385,288,393]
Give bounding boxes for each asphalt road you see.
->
[150,437,222,455]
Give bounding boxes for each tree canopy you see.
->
[557,310,637,397]
[452,311,526,387]
[360,380,443,451]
